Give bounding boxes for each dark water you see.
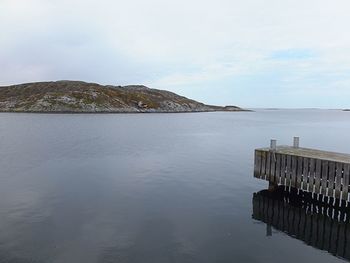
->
[0,110,349,263]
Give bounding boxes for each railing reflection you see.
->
[252,187,350,261]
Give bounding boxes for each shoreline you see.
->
[0,109,251,114]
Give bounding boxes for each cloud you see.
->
[269,49,315,60]
[0,0,350,107]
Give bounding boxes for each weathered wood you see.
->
[286,155,292,187]
[291,156,297,188]
[257,146,350,163]
[270,152,276,183]
[270,139,277,150]
[254,145,350,203]
[296,156,303,189]
[343,164,350,202]
[309,158,315,192]
[261,151,266,180]
[302,157,309,191]
[280,154,286,185]
[321,160,329,196]
[314,159,322,195]
[328,162,336,199]
[254,150,261,178]
[275,153,281,184]
[335,162,343,200]
[266,151,271,181]
[293,137,300,148]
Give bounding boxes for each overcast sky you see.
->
[1,0,350,108]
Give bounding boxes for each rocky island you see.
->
[0,81,245,113]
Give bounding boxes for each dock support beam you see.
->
[268,139,278,191]
[254,137,350,203]
[293,137,299,148]
[270,139,277,150]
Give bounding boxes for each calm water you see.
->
[0,110,349,263]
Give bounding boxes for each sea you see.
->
[0,109,349,262]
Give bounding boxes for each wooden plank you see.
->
[314,159,322,195]
[321,160,329,196]
[275,153,281,184]
[256,146,350,164]
[309,158,315,192]
[327,162,336,199]
[280,154,286,186]
[291,156,297,188]
[254,150,262,178]
[270,152,276,183]
[255,146,350,206]
[335,162,343,200]
[261,151,266,180]
[266,151,271,182]
[343,164,350,202]
[296,156,303,189]
[254,150,258,178]
[302,157,309,191]
[286,155,292,187]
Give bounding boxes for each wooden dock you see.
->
[254,138,350,204]
[252,188,350,260]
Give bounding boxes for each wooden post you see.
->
[293,137,299,148]
[270,139,277,150]
[268,139,278,191]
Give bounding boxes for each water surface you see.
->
[0,110,349,262]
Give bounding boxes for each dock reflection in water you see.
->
[252,187,350,261]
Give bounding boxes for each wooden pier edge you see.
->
[254,138,350,204]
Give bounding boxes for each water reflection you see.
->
[252,187,350,261]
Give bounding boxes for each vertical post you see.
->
[270,139,277,150]
[269,139,278,191]
[293,137,299,148]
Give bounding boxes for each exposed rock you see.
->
[0,80,247,113]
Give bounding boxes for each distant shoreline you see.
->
[0,109,251,114]
[0,80,248,113]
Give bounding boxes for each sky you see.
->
[1,0,350,108]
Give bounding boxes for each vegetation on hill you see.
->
[0,81,245,113]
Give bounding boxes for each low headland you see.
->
[0,80,247,113]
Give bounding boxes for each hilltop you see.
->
[0,81,245,113]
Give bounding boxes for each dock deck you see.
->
[257,146,350,164]
[254,138,350,203]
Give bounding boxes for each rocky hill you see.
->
[0,81,245,113]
